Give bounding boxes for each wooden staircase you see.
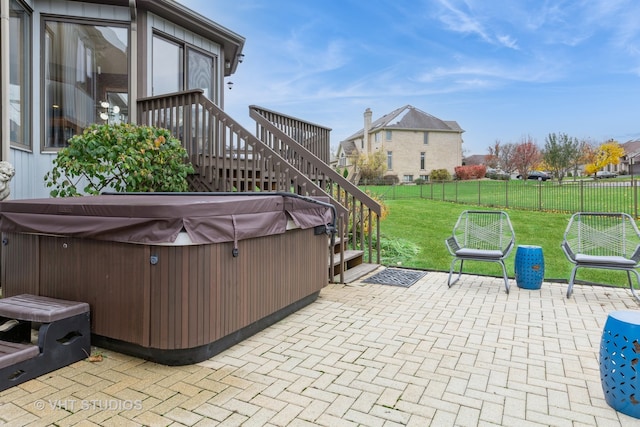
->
[330,236,379,283]
[137,91,382,283]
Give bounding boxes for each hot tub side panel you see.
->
[148,227,329,350]
[2,227,329,358]
[2,233,151,346]
[1,233,39,294]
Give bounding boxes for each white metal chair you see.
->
[562,212,640,303]
[445,210,515,293]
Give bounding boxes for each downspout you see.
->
[1,0,10,162]
[129,0,137,124]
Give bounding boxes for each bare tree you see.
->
[499,143,518,175]
[568,138,593,180]
[485,140,501,169]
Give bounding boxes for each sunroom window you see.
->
[9,0,31,150]
[43,19,129,149]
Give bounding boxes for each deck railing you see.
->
[136,90,376,282]
[249,105,331,164]
[250,106,382,278]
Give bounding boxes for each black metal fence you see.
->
[361,179,640,217]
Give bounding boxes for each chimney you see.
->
[364,108,372,153]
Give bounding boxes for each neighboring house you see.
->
[463,154,487,166]
[620,139,640,175]
[2,0,245,199]
[337,105,464,183]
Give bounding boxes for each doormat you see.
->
[362,268,427,288]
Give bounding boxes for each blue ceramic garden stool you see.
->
[514,245,544,289]
[600,311,640,419]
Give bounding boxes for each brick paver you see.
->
[1,272,639,426]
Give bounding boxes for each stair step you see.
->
[333,263,380,284]
[330,250,363,267]
[0,340,38,369]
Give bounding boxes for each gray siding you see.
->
[10,1,130,200]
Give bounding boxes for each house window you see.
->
[387,151,392,170]
[375,132,381,143]
[152,33,218,102]
[420,152,425,170]
[9,0,31,150]
[339,154,346,167]
[403,175,413,183]
[152,36,183,95]
[386,130,392,141]
[424,132,429,145]
[43,19,129,149]
[420,174,429,181]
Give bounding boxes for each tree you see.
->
[584,139,624,176]
[542,132,581,183]
[569,139,592,179]
[45,123,194,197]
[498,143,518,175]
[355,150,387,181]
[513,135,541,180]
[486,140,517,175]
[485,140,501,169]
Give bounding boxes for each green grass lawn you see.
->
[378,198,633,287]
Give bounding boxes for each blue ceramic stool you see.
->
[514,245,544,289]
[600,310,640,419]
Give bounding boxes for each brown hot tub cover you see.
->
[0,194,333,245]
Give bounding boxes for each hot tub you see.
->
[0,193,334,365]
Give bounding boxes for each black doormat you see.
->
[362,268,427,288]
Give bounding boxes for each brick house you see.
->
[336,105,464,183]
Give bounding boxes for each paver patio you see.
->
[1,270,639,426]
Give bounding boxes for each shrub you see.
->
[430,169,452,181]
[454,165,486,180]
[45,123,194,197]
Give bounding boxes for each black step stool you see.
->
[0,294,90,391]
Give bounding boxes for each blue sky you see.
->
[177,0,640,156]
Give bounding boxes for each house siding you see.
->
[376,130,462,179]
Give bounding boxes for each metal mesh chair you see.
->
[562,212,640,303]
[445,210,515,293]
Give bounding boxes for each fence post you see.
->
[478,180,481,205]
[504,180,507,208]
[631,179,638,218]
[538,181,542,211]
[580,180,584,212]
